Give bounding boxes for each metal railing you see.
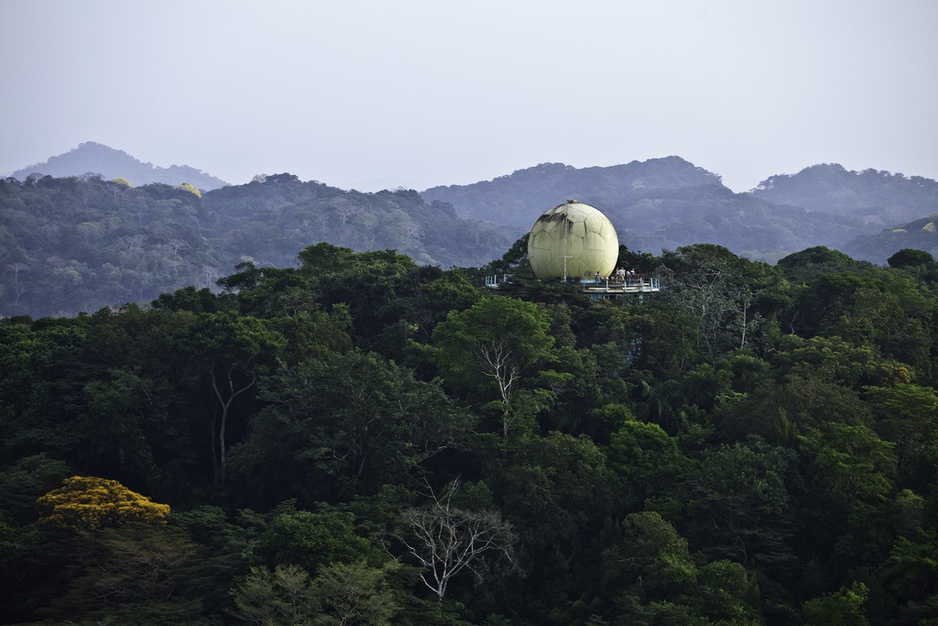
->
[484,274,660,295]
[581,276,660,293]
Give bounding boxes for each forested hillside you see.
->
[751,164,938,226]
[0,174,515,317]
[2,241,937,624]
[421,158,723,228]
[423,159,938,264]
[6,153,938,318]
[843,213,938,265]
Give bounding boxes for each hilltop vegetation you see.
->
[0,173,515,317]
[2,240,938,624]
[843,213,938,265]
[752,163,938,225]
[6,147,938,318]
[422,158,723,228]
[424,158,938,264]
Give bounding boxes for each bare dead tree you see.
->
[478,340,522,439]
[479,340,518,407]
[396,480,517,600]
[7,262,28,305]
[210,360,256,480]
[7,262,28,282]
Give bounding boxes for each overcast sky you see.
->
[3,0,937,192]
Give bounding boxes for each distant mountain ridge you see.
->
[0,173,515,317]
[421,158,938,264]
[9,142,229,191]
[751,163,938,228]
[842,212,938,265]
[7,142,938,274]
[421,157,722,228]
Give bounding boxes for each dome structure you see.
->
[527,200,619,280]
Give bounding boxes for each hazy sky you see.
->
[3,1,937,192]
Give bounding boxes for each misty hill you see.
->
[421,158,938,263]
[9,141,229,191]
[422,157,722,228]
[422,158,850,262]
[7,143,938,317]
[841,212,938,265]
[751,163,938,229]
[0,173,514,317]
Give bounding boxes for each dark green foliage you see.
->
[802,581,870,626]
[683,437,799,570]
[229,348,474,505]
[252,508,383,575]
[606,418,691,512]
[601,512,763,624]
[888,248,938,274]
[152,285,231,313]
[33,524,210,625]
[777,245,863,282]
[5,239,938,625]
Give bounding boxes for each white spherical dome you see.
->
[527,201,619,280]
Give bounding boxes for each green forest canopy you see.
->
[1,241,938,624]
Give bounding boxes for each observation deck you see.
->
[579,276,660,299]
[485,274,661,300]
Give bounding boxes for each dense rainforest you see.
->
[0,174,516,318]
[2,238,938,625]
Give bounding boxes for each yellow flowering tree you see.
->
[175,182,202,198]
[36,475,170,530]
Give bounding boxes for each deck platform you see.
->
[485,275,660,299]
[580,277,660,299]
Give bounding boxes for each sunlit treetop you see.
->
[175,182,202,198]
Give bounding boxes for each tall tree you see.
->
[657,244,777,360]
[232,349,474,505]
[230,564,320,626]
[432,296,561,439]
[34,525,207,625]
[683,437,798,571]
[496,432,615,574]
[606,417,692,513]
[172,311,285,482]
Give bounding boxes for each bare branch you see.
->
[395,480,517,600]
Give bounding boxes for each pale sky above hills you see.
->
[2,0,937,192]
